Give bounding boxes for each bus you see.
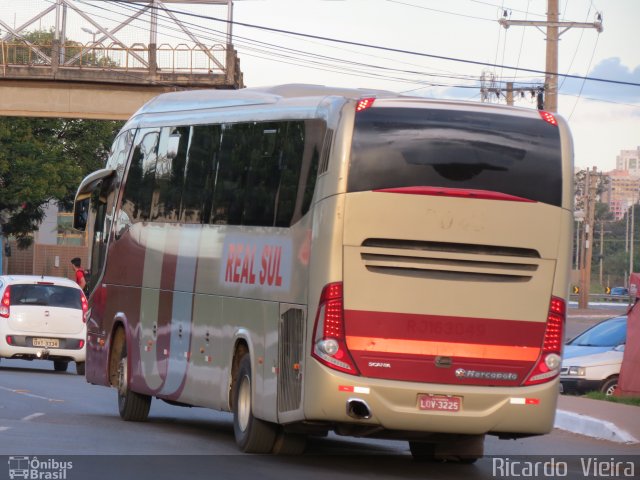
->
[73,84,573,461]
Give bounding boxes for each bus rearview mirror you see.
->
[73,197,90,231]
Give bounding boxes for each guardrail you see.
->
[568,294,631,304]
[0,41,228,75]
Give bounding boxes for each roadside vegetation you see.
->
[584,391,640,407]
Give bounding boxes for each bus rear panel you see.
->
[306,99,571,438]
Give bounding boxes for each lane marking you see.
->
[21,413,45,422]
[0,427,10,432]
[0,385,64,403]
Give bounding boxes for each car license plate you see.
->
[418,394,462,412]
[32,338,59,348]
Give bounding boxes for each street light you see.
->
[81,27,98,44]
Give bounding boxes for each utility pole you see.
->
[480,72,542,106]
[499,0,602,112]
[599,219,604,286]
[631,203,636,277]
[579,167,598,309]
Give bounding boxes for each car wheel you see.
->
[53,361,68,372]
[600,376,619,396]
[76,362,85,376]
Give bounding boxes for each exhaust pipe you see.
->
[346,398,372,420]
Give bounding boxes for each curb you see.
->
[554,410,639,444]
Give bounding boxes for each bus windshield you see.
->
[349,107,562,206]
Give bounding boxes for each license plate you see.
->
[418,394,462,412]
[32,338,59,348]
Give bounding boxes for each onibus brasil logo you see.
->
[8,456,73,480]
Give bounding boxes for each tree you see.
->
[0,29,123,248]
[8,28,118,69]
[0,116,122,247]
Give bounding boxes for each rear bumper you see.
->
[303,359,558,438]
[0,331,85,362]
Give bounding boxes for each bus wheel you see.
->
[271,429,307,455]
[116,335,151,422]
[232,354,277,453]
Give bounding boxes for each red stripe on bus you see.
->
[344,310,546,347]
[346,336,541,362]
[373,186,536,202]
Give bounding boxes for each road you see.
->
[565,303,628,339]
[0,308,637,480]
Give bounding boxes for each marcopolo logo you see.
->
[455,368,518,381]
[8,456,73,480]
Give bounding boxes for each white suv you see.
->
[0,275,88,375]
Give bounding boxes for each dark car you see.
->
[610,287,629,296]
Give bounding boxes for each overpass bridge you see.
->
[0,0,244,120]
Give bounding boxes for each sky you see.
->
[227,0,640,173]
[2,0,639,173]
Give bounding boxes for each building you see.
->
[616,147,640,174]
[603,170,640,220]
[2,201,88,278]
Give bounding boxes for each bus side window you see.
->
[121,128,159,223]
[152,126,190,223]
[288,119,325,226]
[212,123,251,226]
[183,125,220,224]
[210,120,325,228]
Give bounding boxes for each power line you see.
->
[385,0,495,22]
[82,0,488,89]
[135,1,640,88]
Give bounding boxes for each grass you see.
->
[583,391,640,407]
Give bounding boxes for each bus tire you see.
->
[53,361,68,372]
[116,335,151,422]
[271,429,307,455]
[232,354,277,453]
[76,362,85,376]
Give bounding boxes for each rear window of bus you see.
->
[349,107,562,206]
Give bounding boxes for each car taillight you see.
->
[0,287,10,318]
[523,296,565,386]
[80,291,89,323]
[311,282,359,375]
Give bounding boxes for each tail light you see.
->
[0,287,10,318]
[311,282,359,375]
[356,97,375,112]
[80,290,89,323]
[523,296,565,386]
[539,110,558,126]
